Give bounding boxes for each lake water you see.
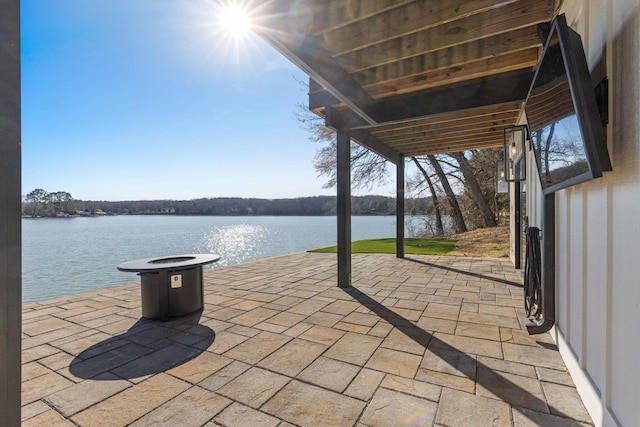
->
[22,215,428,303]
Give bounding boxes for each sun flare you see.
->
[205,1,267,68]
[219,5,252,40]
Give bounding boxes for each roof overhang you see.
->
[228,0,561,163]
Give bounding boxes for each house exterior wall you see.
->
[522,0,640,425]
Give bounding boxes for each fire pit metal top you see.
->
[117,253,220,272]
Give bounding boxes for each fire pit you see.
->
[117,254,220,321]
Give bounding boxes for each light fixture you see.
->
[503,125,527,182]
[496,162,509,194]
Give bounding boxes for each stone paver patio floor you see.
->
[21,253,593,426]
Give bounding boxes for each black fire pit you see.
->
[117,254,220,321]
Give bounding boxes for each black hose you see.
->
[524,226,542,319]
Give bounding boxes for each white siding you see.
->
[519,0,640,425]
[608,2,640,422]
[584,183,607,392]
[555,190,569,332]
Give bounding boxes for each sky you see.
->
[21,0,396,201]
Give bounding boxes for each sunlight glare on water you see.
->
[199,224,271,266]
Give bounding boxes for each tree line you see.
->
[23,189,75,218]
[22,191,436,218]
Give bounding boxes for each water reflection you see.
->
[198,224,271,267]
[23,215,424,303]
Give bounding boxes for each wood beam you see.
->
[370,72,534,124]
[309,87,341,112]
[0,0,21,425]
[323,0,520,56]
[391,131,504,150]
[322,72,530,133]
[349,131,402,165]
[401,140,504,157]
[352,26,540,86]
[321,0,414,32]
[371,112,517,137]
[375,118,516,143]
[362,102,521,133]
[364,47,539,98]
[386,128,505,147]
[325,105,369,131]
[335,1,552,70]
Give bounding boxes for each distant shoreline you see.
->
[22,212,398,218]
[23,195,434,218]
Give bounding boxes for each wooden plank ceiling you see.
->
[248,0,562,163]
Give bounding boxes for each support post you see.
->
[396,157,405,258]
[336,131,351,287]
[0,1,22,424]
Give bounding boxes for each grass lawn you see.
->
[309,237,457,255]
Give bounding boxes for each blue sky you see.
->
[21,0,394,201]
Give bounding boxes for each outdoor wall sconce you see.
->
[496,162,509,194]
[503,125,527,182]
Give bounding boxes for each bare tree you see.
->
[411,157,444,236]
[426,155,467,234]
[48,191,74,213]
[449,152,497,228]
[294,101,390,190]
[24,188,48,218]
[311,138,390,190]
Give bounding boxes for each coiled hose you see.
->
[524,226,542,319]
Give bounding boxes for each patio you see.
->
[21,252,592,426]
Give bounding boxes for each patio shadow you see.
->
[405,256,523,288]
[343,286,575,423]
[69,310,215,380]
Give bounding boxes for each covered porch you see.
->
[21,253,592,426]
[245,0,562,285]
